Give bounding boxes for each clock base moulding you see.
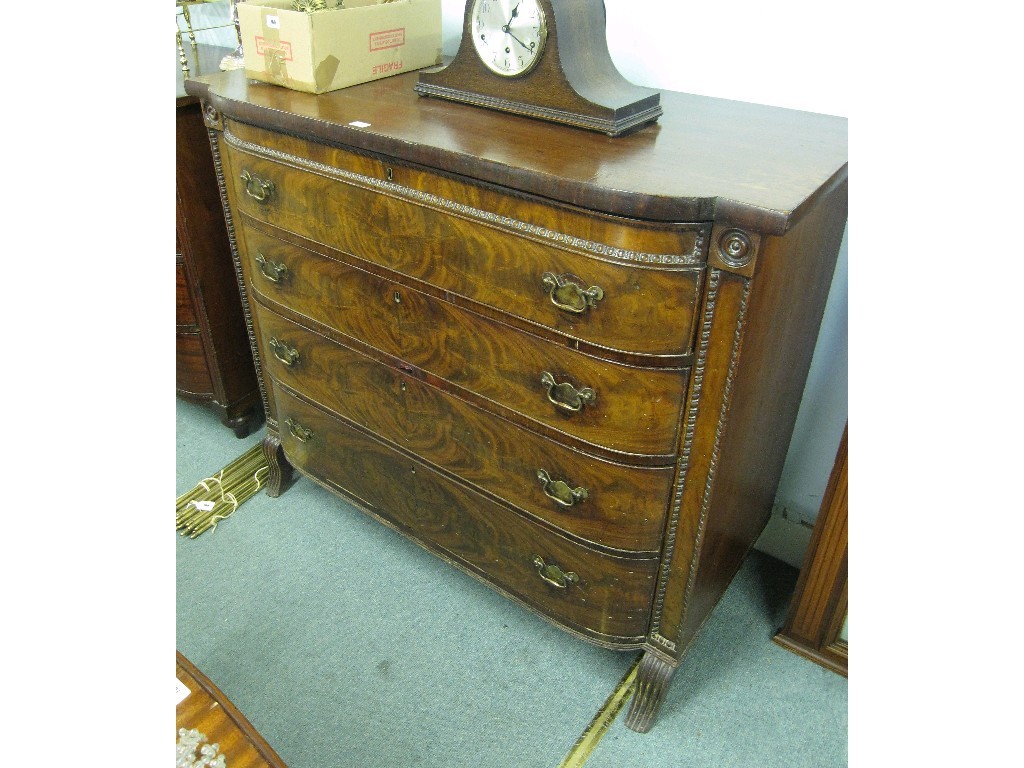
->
[415,0,662,137]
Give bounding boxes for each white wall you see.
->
[187,0,849,567]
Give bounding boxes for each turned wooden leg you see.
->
[222,409,256,439]
[624,651,677,733]
[262,433,293,497]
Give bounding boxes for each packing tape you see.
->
[260,7,289,85]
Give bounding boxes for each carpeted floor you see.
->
[176,397,848,767]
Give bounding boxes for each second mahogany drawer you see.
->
[240,225,688,460]
[254,304,674,554]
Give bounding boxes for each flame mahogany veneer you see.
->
[185,68,847,733]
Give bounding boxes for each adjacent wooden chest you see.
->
[176,45,260,437]
[185,68,847,732]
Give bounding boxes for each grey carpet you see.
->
[176,397,847,767]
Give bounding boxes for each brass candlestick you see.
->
[220,0,246,71]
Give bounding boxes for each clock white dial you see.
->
[470,0,548,78]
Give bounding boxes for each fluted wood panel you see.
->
[773,426,848,676]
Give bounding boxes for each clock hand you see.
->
[501,3,531,52]
[504,2,520,29]
[506,30,534,53]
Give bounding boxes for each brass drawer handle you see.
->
[541,371,596,413]
[532,556,579,589]
[240,169,275,202]
[285,418,313,443]
[536,469,589,507]
[254,252,289,283]
[541,272,604,314]
[268,337,299,367]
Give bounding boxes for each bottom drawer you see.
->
[177,332,213,396]
[275,385,658,646]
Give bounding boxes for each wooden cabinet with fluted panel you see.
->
[177,45,259,437]
[185,68,847,732]
[774,425,848,677]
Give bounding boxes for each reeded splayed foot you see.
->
[624,651,677,733]
[262,433,293,497]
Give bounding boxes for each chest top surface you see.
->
[186,69,847,234]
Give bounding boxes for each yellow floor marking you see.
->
[557,655,642,768]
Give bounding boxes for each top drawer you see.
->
[223,121,708,359]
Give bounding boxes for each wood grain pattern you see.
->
[275,385,659,644]
[176,651,288,768]
[238,225,689,460]
[255,304,674,554]
[185,69,847,234]
[224,136,705,358]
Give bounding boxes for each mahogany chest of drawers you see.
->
[185,68,847,731]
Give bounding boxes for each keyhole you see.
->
[385,167,393,182]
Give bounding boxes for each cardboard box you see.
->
[239,0,442,94]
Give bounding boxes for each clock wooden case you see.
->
[415,0,662,136]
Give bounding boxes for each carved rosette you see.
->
[202,102,223,131]
[709,224,761,277]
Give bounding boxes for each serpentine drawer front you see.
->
[274,384,659,644]
[254,304,675,553]
[226,121,708,359]
[187,69,847,734]
[241,225,689,459]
